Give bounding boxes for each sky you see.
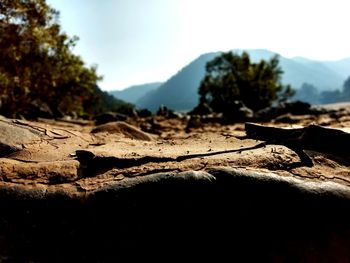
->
[46,0,350,91]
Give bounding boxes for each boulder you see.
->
[94,111,128,125]
[1,168,350,262]
[91,121,153,141]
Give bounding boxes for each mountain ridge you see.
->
[111,49,350,111]
[109,82,162,104]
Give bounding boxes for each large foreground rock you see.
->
[1,168,350,262]
[1,116,350,262]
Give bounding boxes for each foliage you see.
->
[293,83,320,104]
[319,75,350,104]
[343,75,350,100]
[0,0,133,118]
[293,76,350,105]
[83,85,135,117]
[198,51,294,114]
[319,90,342,104]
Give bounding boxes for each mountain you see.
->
[136,52,220,112]
[285,56,348,89]
[109,82,162,104]
[322,58,350,79]
[135,49,350,111]
[232,49,347,90]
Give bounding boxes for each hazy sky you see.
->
[46,0,350,91]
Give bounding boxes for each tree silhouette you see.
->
[198,51,294,115]
[343,75,350,100]
[0,0,133,118]
[293,83,320,104]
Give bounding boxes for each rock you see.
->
[91,121,153,141]
[156,105,180,118]
[1,168,350,261]
[189,102,213,116]
[139,118,163,135]
[94,111,128,125]
[56,116,93,126]
[244,122,350,167]
[200,113,224,124]
[27,99,56,119]
[0,159,80,184]
[137,108,153,118]
[1,115,350,261]
[185,115,202,131]
[0,119,42,157]
[256,101,312,120]
[223,100,254,122]
[274,113,316,124]
[189,100,253,124]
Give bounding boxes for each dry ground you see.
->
[1,102,350,196]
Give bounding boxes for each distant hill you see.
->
[284,56,348,90]
[109,82,162,104]
[322,58,350,79]
[136,52,220,112]
[134,49,350,111]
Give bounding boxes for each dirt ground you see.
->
[1,102,350,195]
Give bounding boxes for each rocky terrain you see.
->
[1,103,350,262]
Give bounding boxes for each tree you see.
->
[319,90,342,104]
[293,83,320,104]
[343,75,350,100]
[0,0,133,118]
[83,85,135,117]
[198,51,294,115]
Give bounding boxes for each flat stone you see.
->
[0,119,41,157]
